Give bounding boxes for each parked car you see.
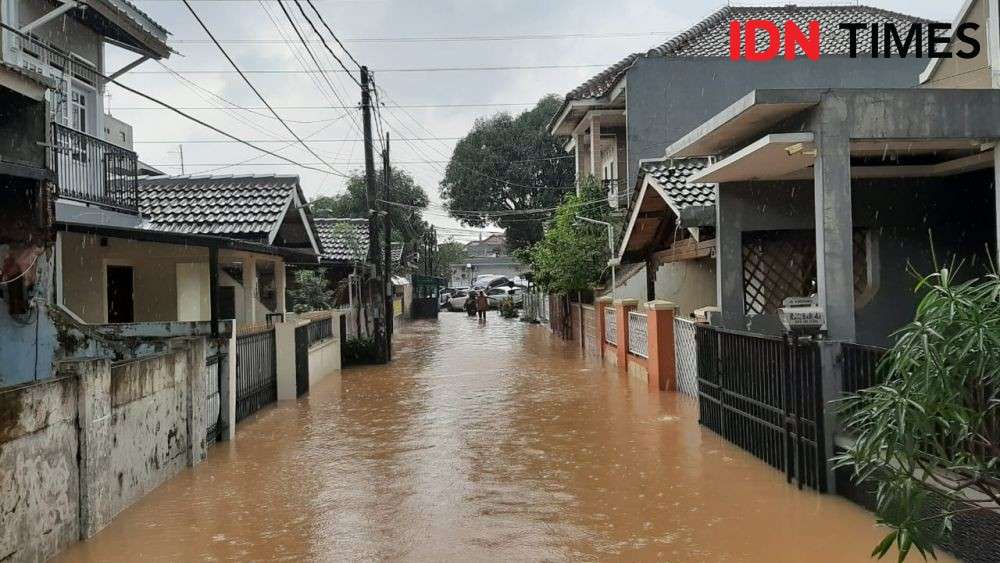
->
[439,292,452,309]
[446,290,472,311]
[486,287,524,308]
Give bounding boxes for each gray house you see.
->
[550,4,935,311]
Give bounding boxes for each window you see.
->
[70,87,92,133]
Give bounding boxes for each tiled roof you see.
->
[138,174,298,238]
[315,218,370,263]
[100,0,170,42]
[640,159,715,210]
[565,5,930,103]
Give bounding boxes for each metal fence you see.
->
[696,324,827,492]
[841,342,888,396]
[674,318,699,397]
[235,327,277,423]
[604,307,617,345]
[295,324,310,398]
[628,311,648,358]
[52,122,139,213]
[204,339,227,443]
[307,316,334,347]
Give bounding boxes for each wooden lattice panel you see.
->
[742,230,870,315]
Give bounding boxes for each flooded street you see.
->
[58,313,931,562]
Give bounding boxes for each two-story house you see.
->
[551,4,933,311]
[0,1,322,387]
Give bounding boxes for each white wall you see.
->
[176,262,210,322]
[599,259,717,317]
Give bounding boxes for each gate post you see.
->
[274,319,298,401]
[645,301,677,391]
[615,299,638,370]
[818,340,843,493]
[595,296,612,358]
[221,321,237,441]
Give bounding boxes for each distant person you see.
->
[476,290,489,321]
[465,292,477,317]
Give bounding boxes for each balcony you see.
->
[52,122,139,213]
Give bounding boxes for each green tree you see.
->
[517,178,617,293]
[288,269,334,313]
[434,241,467,280]
[440,95,575,250]
[838,266,1000,561]
[311,168,432,244]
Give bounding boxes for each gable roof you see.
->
[637,159,715,211]
[565,4,931,104]
[138,174,318,252]
[314,218,370,264]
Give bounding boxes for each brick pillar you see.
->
[615,299,638,370]
[595,296,612,358]
[645,300,678,391]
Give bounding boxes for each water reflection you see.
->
[57,313,940,562]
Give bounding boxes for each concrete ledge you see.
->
[614,299,639,306]
[308,337,339,353]
[645,300,678,311]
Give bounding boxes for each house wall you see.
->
[921,0,991,89]
[624,56,927,188]
[14,2,103,69]
[1,337,208,562]
[716,174,996,345]
[0,376,80,563]
[601,260,717,317]
[60,233,279,326]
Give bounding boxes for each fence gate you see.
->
[294,323,310,397]
[235,328,277,423]
[695,324,827,492]
[205,339,227,443]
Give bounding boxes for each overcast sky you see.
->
[109,0,957,242]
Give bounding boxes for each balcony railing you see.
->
[52,122,139,213]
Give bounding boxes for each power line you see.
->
[168,30,679,44]
[129,63,612,75]
[111,102,536,110]
[0,21,350,178]
[304,0,362,68]
[133,137,459,144]
[181,0,344,175]
[290,0,361,86]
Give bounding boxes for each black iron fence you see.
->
[696,324,828,491]
[51,122,139,213]
[205,339,228,443]
[308,316,333,347]
[235,328,277,423]
[294,323,310,397]
[841,342,888,396]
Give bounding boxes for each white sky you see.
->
[108,0,957,243]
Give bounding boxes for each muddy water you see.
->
[57,314,941,562]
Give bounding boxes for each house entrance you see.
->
[106,265,135,323]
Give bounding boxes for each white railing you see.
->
[628,312,648,358]
[674,318,699,397]
[604,307,617,345]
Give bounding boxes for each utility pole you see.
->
[382,132,392,361]
[360,66,386,364]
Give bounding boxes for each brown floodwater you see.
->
[56,313,945,562]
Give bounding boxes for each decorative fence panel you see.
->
[628,312,648,358]
[582,306,598,356]
[841,342,887,396]
[674,318,698,397]
[307,315,334,347]
[235,327,277,423]
[695,324,827,492]
[604,307,617,345]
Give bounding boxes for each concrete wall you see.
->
[601,260,717,318]
[0,377,80,563]
[0,338,209,562]
[921,0,991,89]
[307,315,341,387]
[624,56,926,188]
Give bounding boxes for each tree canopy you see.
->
[311,168,431,244]
[440,95,574,250]
[516,178,618,294]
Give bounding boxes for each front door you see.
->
[107,265,135,323]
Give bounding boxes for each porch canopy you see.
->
[663,88,1000,342]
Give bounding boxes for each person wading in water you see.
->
[476,290,489,322]
[465,291,478,317]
